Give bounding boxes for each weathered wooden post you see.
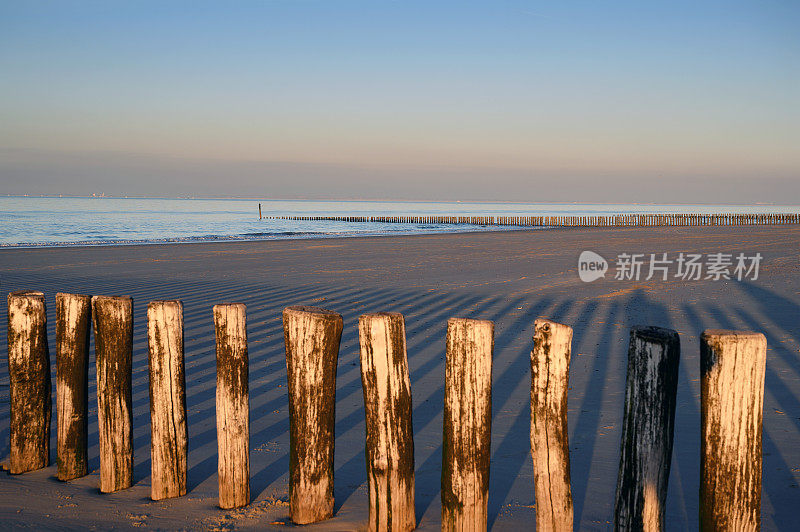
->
[530,319,573,531]
[359,312,416,532]
[700,330,767,531]
[214,303,250,509]
[283,305,343,524]
[614,326,680,531]
[148,300,188,500]
[56,292,91,481]
[92,295,134,493]
[6,291,51,474]
[441,318,493,532]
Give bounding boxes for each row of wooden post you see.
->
[7,291,767,530]
[270,212,800,227]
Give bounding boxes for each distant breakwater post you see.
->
[269,212,800,228]
[4,291,771,529]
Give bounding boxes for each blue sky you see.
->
[1,1,798,201]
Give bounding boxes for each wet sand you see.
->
[1,225,799,530]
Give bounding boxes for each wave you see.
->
[0,225,525,249]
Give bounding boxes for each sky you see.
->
[1,0,798,202]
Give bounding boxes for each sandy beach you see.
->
[1,226,798,530]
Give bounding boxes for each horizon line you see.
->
[3,194,800,208]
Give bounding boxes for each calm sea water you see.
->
[2,196,798,248]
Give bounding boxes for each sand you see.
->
[1,226,798,530]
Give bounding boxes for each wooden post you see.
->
[700,330,767,531]
[614,326,680,531]
[359,312,416,532]
[56,292,91,481]
[530,319,573,531]
[92,295,134,493]
[441,318,493,532]
[148,300,188,500]
[258,203,262,220]
[6,291,51,474]
[283,305,343,525]
[214,303,250,509]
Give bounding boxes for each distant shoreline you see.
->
[0,224,528,250]
[3,196,799,248]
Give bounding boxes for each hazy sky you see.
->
[1,1,798,202]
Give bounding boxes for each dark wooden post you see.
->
[6,291,51,474]
[214,303,250,509]
[700,330,766,531]
[283,305,343,525]
[147,300,188,500]
[614,326,680,531]
[530,319,573,531]
[56,292,91,481]
[359,312,415,532]
[92,295,134,493]
[441,318,493,531]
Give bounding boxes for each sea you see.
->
[2,196,799,248]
